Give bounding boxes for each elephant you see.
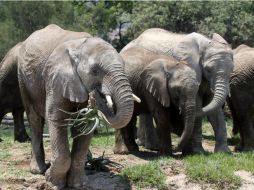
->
[113,44,199,154]
[135,113,159,150]
[227,44,254,151]
[122,28,234,153]
[0,42,30,142]
[17,24,135,189]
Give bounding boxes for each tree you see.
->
[0,1,78,59]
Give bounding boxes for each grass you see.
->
[91,127,115,146]
[184,153,254,189]
[0,119,254,189]
[184,153,241,189]
[0,125,32,182]
[121,157,173,189]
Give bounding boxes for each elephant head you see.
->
[199,34,234,116]
[174,33,234,116]
[141,58,199,149]
[46,37,136,129]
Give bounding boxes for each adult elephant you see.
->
[0,43,30,142]
[18,24,135,189]
[227,44,254,151]
[114,45,199,154]
[123,28,234,153]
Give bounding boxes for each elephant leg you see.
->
[207,108,230,153]
[141,113,159,150]
[45,120,71,189]
[240,117,254,151]
[0,112,5,142]
[182,117,205,154]
[183,94,205,155]
[27,108,46,174]
[136,113,159,149]
[153,110,171,155]
[113,116,138,154]
[136,115,146,147]
[67,132,93,188]
[13,109,30,142]
[18,77,47,173]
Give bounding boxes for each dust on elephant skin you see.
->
[0,42,30,142]
[121,28,234,154]
[17,24,134,189]
[228,44,254,151]
[114,44,199,155]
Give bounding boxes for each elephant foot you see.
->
[145,141,159,151]
[67,169,88,188]
[45,168,66,190]
[30,159,50,174]
[113,143,138,154]
[15,132,31,143]
[136,138,145,147]
[45,182,65,190]
[182,144,205,155]
[234,144,242,152]
[158,147,172,155]
[113,144,129,154]
[241,146,254,152]
[214,144,231,153]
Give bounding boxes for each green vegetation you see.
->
[0,119,253,189]
[184,153,241,189]
[1,1,254,60]
[121,158,173,190]
[91,128,115,146]
[0,125,32,180]
[184,153,254,189]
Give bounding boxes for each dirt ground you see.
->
[1,120,254,190]
[1,138,254,190]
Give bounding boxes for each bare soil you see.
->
[0,138,254,190]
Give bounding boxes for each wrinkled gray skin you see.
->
[114,45,199,154]
[136,114,159,150]
[124,28,234,153]
[227,44,254,151]
[18,24,134,189]
[0,43,30,142]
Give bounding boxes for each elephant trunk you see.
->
[177,97,196,150]
[198,73,229,117]
[100,65,134,129]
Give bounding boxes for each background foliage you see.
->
[1,1,254,59]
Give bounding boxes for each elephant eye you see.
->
[91,66,99,76]
[206,67,212,73]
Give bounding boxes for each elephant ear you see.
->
[43,38,89,103]
[212,33,228,44]
[141,59,171,107]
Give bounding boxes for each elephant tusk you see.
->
[132,94,141,103]
[105,95,113,108]
[228,91,231,98]
[98,110,111,125]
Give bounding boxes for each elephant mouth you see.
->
[94,88,116,117]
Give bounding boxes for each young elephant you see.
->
[123,28,234,153]
[114,45,199,154]
[18,24,135,189]
[227,44,254,151]
[0,42,30,142]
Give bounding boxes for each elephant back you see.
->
[19,24,90,70]
[123,28,186,56]
[231,45,254,85]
